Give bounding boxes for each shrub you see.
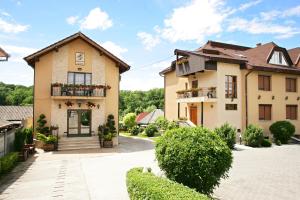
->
[242,124,264,147]
[106,114,117,136]
[123,113,137,130]
[36,114,50,134]
[126,168,210,200]
[155,127,232,195]
[103,133,113,141]
[167,121,179,130]
[14,128,26,152]
[0,152,19,174]
[155,116,169,131]
[261,139,272,147]
[275,139,282,146]
[36,133,47,142]
[269,121,295,144]
[145,124,158,137]
[46,135,57,144]
[214,123,236,149]
[24,127,34,144]
[130,126,140,136]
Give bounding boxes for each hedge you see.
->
[0,152,19,175]
[269,121,295,144]
[126,168,210,200]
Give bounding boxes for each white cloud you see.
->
[66,16,79,25]
[79,7,113,30]
[238,0,262,11]
[0,18,29,33]
[159,0,228,43]
[260,5,300,21]
[1,44,37,63]
[1,11,11,17]
[101,41,128,58]
[137,32,160,50]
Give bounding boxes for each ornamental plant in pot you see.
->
[103,133,113,148]
[43,135,57,151]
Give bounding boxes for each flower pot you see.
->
[103,140,113,148]
[43,144,55,151]
[35,140,44,149]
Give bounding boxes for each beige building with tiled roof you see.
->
[160,41,300,138]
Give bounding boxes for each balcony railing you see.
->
[51,83,108,97]
[177,87,217,99]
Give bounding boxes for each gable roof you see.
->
[24,32,130,73]
[0,106,33,121]
[136,112,149,123]
[288,47,300,66]
[138,109,164,125]
[0,47,9,61]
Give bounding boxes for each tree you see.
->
[123,113,137,130]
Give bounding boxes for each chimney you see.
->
[256,43,262,47]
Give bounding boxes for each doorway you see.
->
[189,106,198,125]
[67,109,92,137]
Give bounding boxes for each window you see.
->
[258,75,271,91]
[269,51,288,66]
[259,104,272,120]
[68,72,92,85]
[225,104,237,110]
[191,80,198,97]
[286,105,298,120]
[225,75,237,98]
[286,78,297,92]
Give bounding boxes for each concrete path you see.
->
[0,136,156,200]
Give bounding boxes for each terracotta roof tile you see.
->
[288,47,300,66]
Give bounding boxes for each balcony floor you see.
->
[51,96,105,100]
[176,96,217,103]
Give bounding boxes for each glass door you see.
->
[67,110,91,137]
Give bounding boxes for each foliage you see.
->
[36,114,50,134]
[36,133,57,144]
[261,139,272,147]
[103,133,113,141]
[144,105,157,113]
[154,116,169,131]
[123,113,137,130]
[214,123,236,149]
[269,121,295,144]
[275,139,282,146]
[0,152,19,174]
[0,82,33,105]
[119,88,164,118]
[126,168,210,200]
[155,127,232,195]
[145,124,159,137]
[242,124,264,147]
[14,128,26,152]
[36,133,47,142]
[167,121,179,130]
[24,127,34,144]
[106,114,117,136]
[130,125,140,136]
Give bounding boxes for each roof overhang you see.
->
[24,32,130,73]
[246,64,300,75]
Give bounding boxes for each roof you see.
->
[0,119,13,129]
[136,112,149,123]
[24,32,130,73]
[288,47,300,66]
[138,109,164,125]
[160,40,300,75]
[0,47,9,61]
[0,106,33,121]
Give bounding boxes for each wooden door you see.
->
[190,106,197,125]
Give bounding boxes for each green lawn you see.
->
[120,131,161,142]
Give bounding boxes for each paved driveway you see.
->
[0,137,300,200]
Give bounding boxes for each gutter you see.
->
[245,68,253,128]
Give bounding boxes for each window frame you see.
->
[286,105,298,120]
[259,104,272,121]
[269,51,288,66]
[225,104,237,111]
[67,72,92,85]
[258,75,271,91]
[286,77,297,92]
[225,75,237,99]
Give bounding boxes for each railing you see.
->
[51,84,108,97]
[177,87,217,99]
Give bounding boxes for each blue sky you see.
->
[0,0,299,90]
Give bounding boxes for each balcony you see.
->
[176,87,217,103]
[51,83,108,100]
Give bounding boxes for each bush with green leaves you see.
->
[106,114,117,136]
[242,124,264,147]
[155,127,232,195]
[214,123,236,149]
[36,133,57,144]
[36,114,50,134]
[167,121,179,130]
[0,152,19,174]
[14,128,26,152]
[130,125,140,136]
[123,113,137,130]
[126,168,210,200]
[154,116,169,131]
[269,121,295,144]
[103,133,113,141]
[261,139,272,147]
[145,124,158,137]
[24,127,34,144]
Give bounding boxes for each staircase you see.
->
[58,136,100,151]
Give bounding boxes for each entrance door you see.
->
[67,110,91,137]
[190,106,198,125]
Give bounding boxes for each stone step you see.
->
[58,136,100,151]
[58,145,100,151]
[59,140,99,145]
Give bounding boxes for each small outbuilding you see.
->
[137,109,164,126]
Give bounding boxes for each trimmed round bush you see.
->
[123,113,137,130]
[261,139,272,147]
[145,124,158,137]
[269,121,295,144]
[130,126,140,136]
[214,123,236,149]
[155,127,232,195]
[154,116,169,131]
[242,124,264,147]
[126,168,210,200]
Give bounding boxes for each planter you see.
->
[35,140,44,149]
[43,144,55,151]
[103,140,113,148]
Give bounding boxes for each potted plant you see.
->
[103,133,113,148]
[43,135,57,151]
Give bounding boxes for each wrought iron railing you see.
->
[51,83,108,97]
[177,87,217,99]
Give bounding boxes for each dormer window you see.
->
[269,51,288,66]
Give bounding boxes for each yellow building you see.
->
[160,41,300,138]
[24,32,130,148]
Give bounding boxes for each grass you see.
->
[120,131,161,142]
